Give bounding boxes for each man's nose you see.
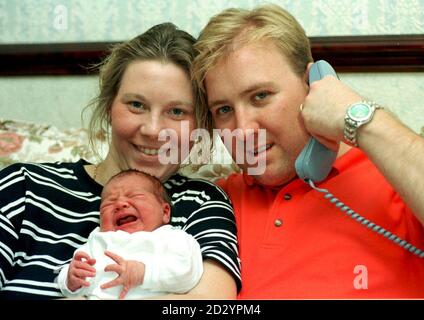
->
[234,108,259,141]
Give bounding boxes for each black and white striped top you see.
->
[0,160,241,299]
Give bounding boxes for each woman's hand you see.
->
[100,250,146,299]
[67,251,96,292]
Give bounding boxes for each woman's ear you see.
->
[107,105,113,124]
[162,203,171,224]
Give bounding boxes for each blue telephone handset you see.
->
[295,60,338,183]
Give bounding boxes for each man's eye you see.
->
[169,108,185,116]
[253,91,269,101]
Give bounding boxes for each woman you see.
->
[0,23,240,299]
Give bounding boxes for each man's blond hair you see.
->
[192,4,313,117]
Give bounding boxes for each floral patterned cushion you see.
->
[0,119,240,181]
[0,119,99,169]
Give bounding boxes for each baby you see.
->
[57,169,203,299]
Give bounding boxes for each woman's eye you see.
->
[128,101,144,109]
[216,105,232,116]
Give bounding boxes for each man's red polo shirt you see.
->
[219,148,424,299]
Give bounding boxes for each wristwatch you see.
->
[343,100,382,147]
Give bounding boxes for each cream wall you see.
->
[2,0,423,42]
[1,0,423,133]
[340,73,424,133]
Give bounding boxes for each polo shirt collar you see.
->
[242,171,256,186]
[242,171,303,191]
[241,148,364,189]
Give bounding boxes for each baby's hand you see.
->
[100,250,145,299]
[67,251,96,292]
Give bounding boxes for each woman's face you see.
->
[107,60,196,181]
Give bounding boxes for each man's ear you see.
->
[162,203,171,224]
[303,62,314,88]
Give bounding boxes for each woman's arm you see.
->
[151,259,237,299]
[0,164,26,289]
[164,176,242,299]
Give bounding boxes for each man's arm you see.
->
[357,109,424,223]
[303,75,424,223]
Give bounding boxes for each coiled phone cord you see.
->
[307,179,424,258]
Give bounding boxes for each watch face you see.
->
[348,103,371,121]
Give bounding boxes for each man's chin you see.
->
[248,168,296,188]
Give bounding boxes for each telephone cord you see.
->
[307,179,424,258]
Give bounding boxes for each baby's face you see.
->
[100,175,170,233]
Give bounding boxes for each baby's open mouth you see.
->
[116,215,137,226]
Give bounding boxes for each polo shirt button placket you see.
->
[272,193,292,229]
[274,193,292,228]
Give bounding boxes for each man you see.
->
[192,4,424,298]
